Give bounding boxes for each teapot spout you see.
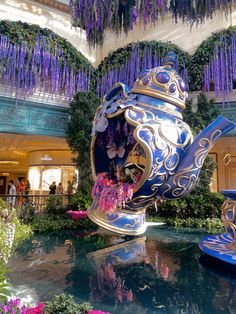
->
[159,116,236,200]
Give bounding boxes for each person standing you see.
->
[66,181,73,204]
[15,179,20,195]
[56,183,64,195]
[67,181,73,194]
[7,180,16,208]
[49,181,56,195]
[19,178,25,195]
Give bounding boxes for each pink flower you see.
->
[92,173,136,213]
[89,311,110,314]
[66,210,88,220]
[26,303,45,314]
[127,290,134,302]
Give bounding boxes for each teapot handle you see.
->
[104,82,130,102]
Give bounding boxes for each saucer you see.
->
[199,233,236,265]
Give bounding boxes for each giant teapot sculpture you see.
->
[88,52,236,235]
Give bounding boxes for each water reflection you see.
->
[7,227,236,313]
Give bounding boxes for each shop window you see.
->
[28,167,41,190]
[42,167,61,191]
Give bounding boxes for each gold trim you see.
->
[136,101,183,119]
[120,207,146,215]
[124,109,153,193]
[91,136,96,181]
[221,200,236,238]
[131,86,186,110]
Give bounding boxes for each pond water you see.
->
[7,226,236,314]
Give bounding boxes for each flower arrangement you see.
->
[0,20,93,101]
[92,113,143,212]
[96,41,189,97]
[92,172,137,212]
[66,210,88,220]
[0,35,90,100]
[89,311,110,314]
[190,26,236,100]
[203,33,236,102]
[0,298,25,314]
[0,299,45,314]
[69,0,235,47]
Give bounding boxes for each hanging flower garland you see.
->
[203,36,235,102]
[0,35,90,100]
[96,41,190,97]
[190,26,236,100]
[0,20,93,101]
[69,0,235,47]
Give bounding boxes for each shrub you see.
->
[65,91,100,195]
[148,192,224,220]
[70,192,92,211]
[45,196,67,216]
[0,263,11,303]
[16,201,35,224]
[30,214,96,233]
[44,294,91,314]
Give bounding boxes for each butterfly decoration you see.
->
[107,143,125,159]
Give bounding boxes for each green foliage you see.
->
[12,220,33,251]
[45,195,67,216]
[66,91,100,194]
[70,192,92,210]
[30,214,96,233]
[184,93,221,137]
[150,192,224,219]
[16,201,35,224]
[44,294,91,314]
[0,20,92,71]
[0,263,11,303]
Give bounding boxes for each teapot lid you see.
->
[131,52,188,110]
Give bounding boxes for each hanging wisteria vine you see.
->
[0,35,91,100]
[69,0,236,47]
[201,30,236,102]
[96,41,190,97]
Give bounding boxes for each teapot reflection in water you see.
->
[88,52,235,235]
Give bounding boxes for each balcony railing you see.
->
[0,194,72,213]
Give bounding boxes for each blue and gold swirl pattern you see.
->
[199,190,236,265]
[88,52,236,235]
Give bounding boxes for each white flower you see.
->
[91,94,137,136]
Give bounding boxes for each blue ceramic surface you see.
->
[199,233,236,265]
[221,190,236,200]
[88,52,236,235]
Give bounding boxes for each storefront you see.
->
[28,150,77,194]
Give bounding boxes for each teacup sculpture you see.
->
[199,190,236,264]
[88,52,236,235]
